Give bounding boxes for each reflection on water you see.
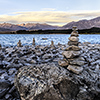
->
[0,34,100,47]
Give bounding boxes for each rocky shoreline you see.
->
[0,42,100,100]
[0,27,100,100]
[0,43,65,100]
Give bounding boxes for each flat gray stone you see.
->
[65,45,81,51]
[68,41,79,46]
[71,32,79,37]
[69,57,86,65]
[58,59,69,67]
[62,51,81,58]
[67,65,83,74]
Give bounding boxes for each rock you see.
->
[8,68,17,75]
[5,94,12,99]
[65,45,81,51]
[32,38,35,45]
[0,44,1,48]
[62,51,81,58]
[8,86,16,93]
[17,40,22,47]
[83,42,91,45]
[42,54,53,59]
[95,81,100,92]
[67,65,83,74]
[0,79,11,98]
[68,41,79,46]
[50,41,54,46]
[58,59,69,67]
[15,63,80,100]
[42,38,47,40]
[0,88,10,98]
[69,57,86,65]
[30,60,36,64]
[0,72,8,79]
[71,32,79,37]
[68,36,79,42]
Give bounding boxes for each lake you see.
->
[0,34,100,47]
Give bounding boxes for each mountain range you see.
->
[0,23,59,32]
[63,16,100,29]
[0,16,100,31]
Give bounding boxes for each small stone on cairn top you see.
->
[17,40,22,47]
[58,26,84,74]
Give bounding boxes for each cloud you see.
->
[0,10,100,26]
[41,8,56,11]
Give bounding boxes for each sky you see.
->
[0,0,100,26]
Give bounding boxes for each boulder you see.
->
[0,80,11,98]
[15,63,79,100]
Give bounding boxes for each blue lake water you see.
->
[0,34,100,47]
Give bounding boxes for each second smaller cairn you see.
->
[0,44,1,50]
[50,40,54,46]
[17,40,22,47]
[58,26,84,74]
[32,38,35,45]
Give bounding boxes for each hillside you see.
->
[0,23,59,32]
[62,16,100,29]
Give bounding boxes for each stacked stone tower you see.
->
[58,26,84,74]
[0,44,1,50]
[17,40,22,47]
[32,38,35,45]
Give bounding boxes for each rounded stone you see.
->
[68,36,79,42]
[71,32,79,37]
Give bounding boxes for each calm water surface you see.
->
[0,34,100,47]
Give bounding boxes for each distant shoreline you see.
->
[0,27,100,34]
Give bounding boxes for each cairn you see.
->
[58,26,84,74]
[0,44,1,50]
[17,40,22,47]
[50,40,54,46]
[32,38,35,45]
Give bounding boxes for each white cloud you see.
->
[0,11,100,26]
[41,8,56,11]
